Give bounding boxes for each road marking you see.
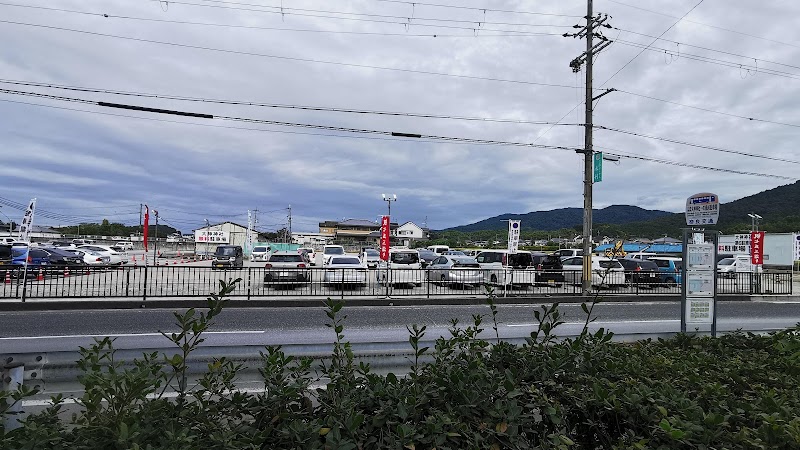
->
[0,330,265,340]
[505,319,680,327]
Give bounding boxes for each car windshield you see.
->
[215,247,237,256]
[11,248,28,257]
[365,249,379,257]
[445,251,465,256]
[253,247,268,253]
[269,254,303,262]
[718,258,734,265]
[391,252,419,264]
[331,257,360,265]
[324,247,345,255]
[599,260,623,269]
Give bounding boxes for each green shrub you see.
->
[2,280,800,449]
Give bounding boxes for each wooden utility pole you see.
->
[566,1,611,295]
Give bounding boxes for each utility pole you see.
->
[565,1,612,295]
[153,210,159,266]
[288,205,292,244]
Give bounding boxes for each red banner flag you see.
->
[379,216,390,261]
[143,205,149,252]
[750,231,764,265]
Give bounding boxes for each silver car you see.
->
[427,255,484,287]
[264,251,310,286]
[360,248,381,268]
[324,255,367,287]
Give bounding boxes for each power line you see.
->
[595,125,800,165]
[613,27,800,72]
[0,87,586,152]
[0,19,584,90]
[156,0,574,28]
[613,39,800,81]
[605,0,800,50]
[367,0,582,18]
[0,79,584,127]
[0,1,565,38]
[597,146,795,180]
[600,0,705,86]
[0,88,794,181]
[617,89,800,129]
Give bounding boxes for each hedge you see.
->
[2,280,799,449]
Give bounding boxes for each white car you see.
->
[560,256,625,287]
[322,245,346,266]
[250,245,271,262]
[71,249,111,266]
[324,255,367,287]
[717,255,751,278]
[298,247,316,265]
[377,248,423,287]
[76,245,127,265]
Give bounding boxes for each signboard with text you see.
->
[593,152,603,183]
[686,298,714,324]
[379,216,390,261]
[195,230,230,243]
[507,220,521,254]
[751,231,765,265]
[795,234,800,261]
[685,192,719,226]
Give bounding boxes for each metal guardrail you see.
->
[0,266,793,300]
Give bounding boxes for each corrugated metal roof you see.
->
[594,243,682,254]
[338,219,381,227]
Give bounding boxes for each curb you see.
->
[0,294,783,311]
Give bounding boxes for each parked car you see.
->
[0,244,13,279]
[322,245,346,266]
[71,249,111,266]
[717,255,752,278]
[250,245,271,262]
[647,257,683,286]
[531,252,565,284]
[426,245,450,255]
[377,248,422,287]
[618,258,660,287]
[41,247,86,271]
[360,248,381,268]
[426,255,483,287]
[263,251,310,287]
[553,248,584,259]
[560,256,625,287]
[10,247,51,277]
[49,241,77,249]
[475,250,536,287]
[76,245,127,265]
[211,245,244,269]
[417,249,439,268]
[113,241,134,251]
[72,239,95,246]
[443,250,466,256]
[0,237,17,245]
[324,255,367,287]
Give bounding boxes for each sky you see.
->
[1,0,799,234]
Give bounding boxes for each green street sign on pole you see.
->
[593,152,603,183]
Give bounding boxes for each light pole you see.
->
[205,219,210,259]
[747,213,762,233]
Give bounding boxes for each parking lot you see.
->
[1,256,794,300]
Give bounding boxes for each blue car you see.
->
[647,257,683,286]
[11,247,51,277]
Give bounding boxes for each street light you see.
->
[747,213,762,232]
[382,193,397,217]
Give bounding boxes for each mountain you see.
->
[617,181,800,236]
[445,181,800,235]
[447,205,673,232]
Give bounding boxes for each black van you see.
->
[0,244,12,279]
[212,245,244,269]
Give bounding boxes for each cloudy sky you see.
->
[1,0,798,233]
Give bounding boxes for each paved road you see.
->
[2,300,799,338]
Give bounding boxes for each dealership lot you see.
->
[1,255,794,301]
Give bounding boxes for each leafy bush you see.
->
[2,280,800,449]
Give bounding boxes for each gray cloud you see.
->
[0,0,798,232]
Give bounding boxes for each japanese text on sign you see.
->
[194,230,230,243]
[751,231,765,265]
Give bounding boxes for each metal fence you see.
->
[0,266,793,300]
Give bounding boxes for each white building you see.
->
[193,221,250,253]
[395,221,429,247]
[292,232,334,248]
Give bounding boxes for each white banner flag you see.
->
[17,198,37,242]
[507,220,521,254]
